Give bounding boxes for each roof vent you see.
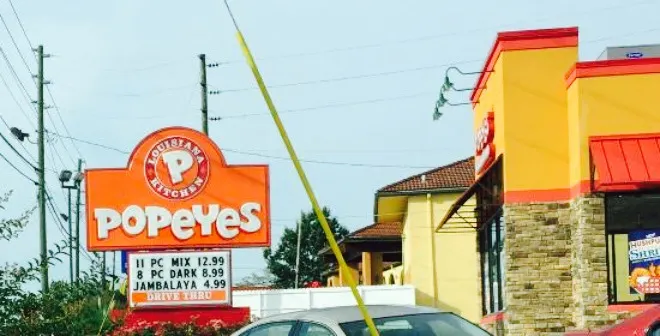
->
[420,174,426,184]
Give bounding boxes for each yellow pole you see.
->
[222,3,379,335]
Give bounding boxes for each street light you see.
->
[10,127,29,142]
[60,168,83,284]
[11,125,48,292]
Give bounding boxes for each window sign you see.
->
[128,250,231,308]
[628,230,660,294]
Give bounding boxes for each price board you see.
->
[128,250,231,308]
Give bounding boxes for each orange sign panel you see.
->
[85,127,270,251]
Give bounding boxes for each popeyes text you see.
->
[85,127,270,251]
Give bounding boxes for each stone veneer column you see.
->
[570,195,632,330]
[503,202,573,336]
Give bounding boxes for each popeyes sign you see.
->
[475,112,495,174]
[85,127,270,251]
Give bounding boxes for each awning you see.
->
[590,134,660,191]
[436,155,502,231]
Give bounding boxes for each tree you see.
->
[235,269,276,288]
[0,190,116,335]
[0,190,32,241]
[264,207,349,289]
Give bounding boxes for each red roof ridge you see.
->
[472,26,578,106]
[377,157,475,193]
[349,222,403,239]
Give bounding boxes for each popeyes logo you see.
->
[144,136,209,200]
[85,127,270,251]
[475,112,495,174]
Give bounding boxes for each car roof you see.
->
[254,305,443,324]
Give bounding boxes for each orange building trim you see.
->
[503,179,654,203]
[471,27,579,105]
[565,57,660,87]
[607,304,660,313]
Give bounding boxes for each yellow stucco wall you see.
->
[567,72,660,186]
[399,193,481,323]
[474,46,578,194]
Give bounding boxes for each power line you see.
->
[45,190,71,240]
[222,148,437,169]
[45,90,83,158]
[47,132,439,169]
[0,149,37,184]
[0,10,32,74]
[57,83,198,98]
[7,0,33,49]
[46,130,128,155]
[0,45,32,104]
[217,60,481,93]
[4,2,82,162]
[0,115,37,167]
[211,25,660,95]
[0,70,34,127]
[69,91,434,121]
[211,91,434,120]
[44,190,97,263]
[0,129,36,169]
[211,0,656,65]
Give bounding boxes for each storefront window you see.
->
[480,213,505,314]
[606,193,660,304]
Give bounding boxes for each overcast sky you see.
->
[0,0,658,287]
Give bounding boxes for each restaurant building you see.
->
[440,26,660,335]
[323,158,482,324]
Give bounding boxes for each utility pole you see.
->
[67,188,72,283]
[102,252,106,290]
[199,54,208,135]
[36,45,48,293]
[295,220,302,289]
[112,251,116,292]
[75,158,82,281]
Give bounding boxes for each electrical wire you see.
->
[0,149,37,184]
[45,190,97,263]
[0,45,32,105]
[45,191,72,241]
[7,0,32,50]
[0,129,36,169]
[211,91,434,120]
[46,132,441,169]
[4,1,82,162]
[209,27,660,97]
[222,148,438,169]
[0,112,36,164]
[0,67,33,127]
[0,10,32,75]
[218,60,481,93]
[211,0,657,65]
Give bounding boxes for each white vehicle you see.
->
[231,305,492,336]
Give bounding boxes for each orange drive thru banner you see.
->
[85,126,270,251]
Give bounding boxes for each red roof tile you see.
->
[350,222,402,239]
[378,157,474,193]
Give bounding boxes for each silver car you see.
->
[231,305,492,336]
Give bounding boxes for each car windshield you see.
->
[339,312,491,336]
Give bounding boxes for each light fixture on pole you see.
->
[60,168,83,284]
[12,125,48,292]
